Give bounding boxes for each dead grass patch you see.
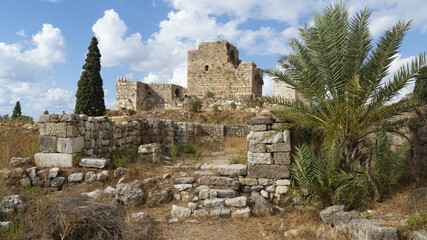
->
[0,126,38,169]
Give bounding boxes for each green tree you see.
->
[75,36,106,116]
[11,101,21,119]
[43,110,49,114]
[265,2,425,201]
[414,67,427,105]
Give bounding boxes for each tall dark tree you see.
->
[414,67,427,105]
[75,36,106,116]
[11,101,21,119]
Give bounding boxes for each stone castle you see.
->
[115,40,264,111]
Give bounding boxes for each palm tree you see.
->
[265,2,425,171]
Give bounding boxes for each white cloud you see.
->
[0,24,69,118]
[16,30,26,37]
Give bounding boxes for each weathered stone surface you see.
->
[275,186,289,194]
[34,153,74,168]
[39,122,67,137]
[85,171,96,183]
[250,125,267,132]
[51,177,65,187]
[248,152,273,165]
[199,189,210,200]
[266,143,291,152]
[104,186,117,196]
[60,114,79,123]
[210,208,231,218]
[26,167,37,180]
[174,184,193,191]
[79,158,108,169]
[115,183,144,205]
[225,196,247,207]
[193,209,209,217]
[266,185,276,193]
[142,178,155,184]
[248,143,267,153]
[412,231,427,240]
[283,130,290,143]
[174,177,196,184]
[261,190,269,198]
[210,189,238,198]
[39,135,58,153]
[320,205,346,225]
[258,178,274,186]
[218,164,247,176]
[9,157,32,169]
[146,187,174,205]
[345,219,400,240]
[250,192,276,215]
[66,125,80,138]
[247,131,283,144]
[10,168,23,178]
[0,170,11,179]
[275,179,290,186]
[198,176,240,190]
[188,202,197,212]
[232,207,251,217]
[204,199,225,208]
[131,212,150,223]
[82,190,102,199]
[248,117,274,125]
[194,171,216,176]
[251,185,264,192]
[57,137,84,154]
[248,165,290,179]
[171,205,191,217]
[113,167,128,178]
[0,195,24,213]
[239,177,258,186]
[273,152,291,165]
[68,173,83,182]
[97,170,109,181]
[20,177,31,187]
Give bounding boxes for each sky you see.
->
[0,0,426,119]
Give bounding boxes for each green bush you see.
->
[230,102,237,110]
[111,146,138,168]
[187,99,203,113]
[168,143,202,160]
[205,91,215,99]
[409,211,427,230]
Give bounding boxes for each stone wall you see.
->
[187,40,263,98]
[115,77,185,111]
[35,114,249,167]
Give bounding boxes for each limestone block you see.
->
[49,167,59,178]
[197,176,240,190]
[210,208,231,218]
[9,157,32,169]
[68,173,83,182]
[210,189,238,198]
[248,143,267,153]
[248,165,290,179]
[199,189,210,200]
[79,158,109,169]
[171,205,191,217]
[275,186,289,194]
[239,177,258,186]
[40,123,67,137]
[85,171,96,183]
[174,177,196,184]
[250,125,267,132]
[57,137,84,154]
[266,143,291,152]
[34,153,74,168]
[247,117,274,125]
[217,164,247,176]
[173,184,193,192]
[273,152,291,165]
[39,135,58,153]
[225,196,247,207]
[248,152,273,165]
[247,131,283,144]
[51,177,65,187]
[204,199,225,208]
[275,179,291,186]
[60,114,79,123]
[193,209,209,217]
[283,130,290,143]
[232,207,251,217]
[258,178,274,186]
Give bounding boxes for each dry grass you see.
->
[0,125,38,169]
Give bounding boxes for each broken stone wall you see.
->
[187,40,263,98]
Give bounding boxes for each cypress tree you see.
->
[75,36,106,116]
[414,67,427,105]
[11,101,21,119]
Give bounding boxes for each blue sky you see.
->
[0,0,426,119]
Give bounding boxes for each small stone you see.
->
[82,190,102,199]
[188,202,197,212]
[79,158,109,169]
[68,173,83,182]
[9,157,32,169]
[142,178,155,184]
[114,167,128,178]
[232,207,251,218]
[97,170,109,181]
[51,177,65,188]
[10,168,24,178]
[20,177,31,187]
[251,185,264,192]
[275,179,290,186]
[171,205,191,217]
[412,231,427,240]
[49,167,59,178]
[26,167,37,180]
[239,177,258,186]
[258,178,273,186]
[85,171,96,183]
[266,185,276,193]
[146,187,174,205]
[250,192,277,215]
[196,185,210,191]
[180,172,189,177]
[261,190,269,198]
[163,173,171,179]
[0,195,24,213]
[104,186,117,196]
[185,219,199,224]
[174,177,196,184]
[131,212,149,223]
[174,184,193,192]
[199,189,210,200]
[174,194,181,201]
[275,186,288,194]
[168,218,179,223]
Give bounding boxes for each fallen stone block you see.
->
[85,171,96,183]
[174,177,196,184]
[115,183,144,205]
[114,167,128,178]
[171,205,191,217]
[250,192,277,215]
[174,184,193,192]
[0,195,24,213]
[51,177,65,188]
[68,173,83,182]
[79,158,109,169]
[34,153,74,168]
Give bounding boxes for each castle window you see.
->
[205,65,209,71]
[175,89,180,98]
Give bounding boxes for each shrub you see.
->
[230,102,237,110]
[409,211,427,230]
[205,91,215,99]
[110,146,138,168]
[187,99,203,113]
